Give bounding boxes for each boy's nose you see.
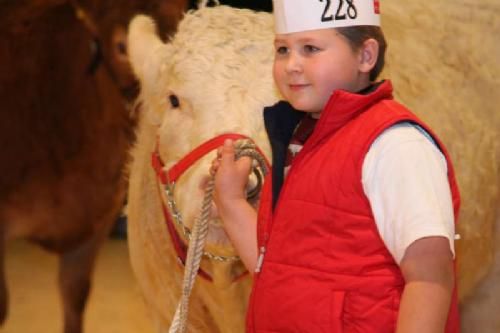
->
[285,53,302,73]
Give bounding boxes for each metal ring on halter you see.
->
[246,166,264,202]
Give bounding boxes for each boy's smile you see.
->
[288,83,309,91]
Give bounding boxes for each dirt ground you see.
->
[0,239,154,333]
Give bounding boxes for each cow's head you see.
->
[72,0,189,105]
[128,6,279,267]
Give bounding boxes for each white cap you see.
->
[273,0,381,34]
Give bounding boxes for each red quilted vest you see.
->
[247,81,460,333]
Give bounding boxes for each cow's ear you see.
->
[128,14,173,127]
[128,15,172,88]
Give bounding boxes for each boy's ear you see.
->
[359,38,379,73]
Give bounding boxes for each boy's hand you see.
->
[211,139,253,208]
[209,139,258,271]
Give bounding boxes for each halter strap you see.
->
[152,133,270,183]
[152,133,270,282]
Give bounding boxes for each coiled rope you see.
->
[168,139,269,333]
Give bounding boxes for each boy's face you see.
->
[273,28,366,116]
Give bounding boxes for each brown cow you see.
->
[0,1,188,332]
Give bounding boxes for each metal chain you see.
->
[164,139,268,262]
[165,182,240,262]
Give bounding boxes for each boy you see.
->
[212,1,460,332]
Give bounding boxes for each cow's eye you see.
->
[117,41,127,55]
[168,94,180,108]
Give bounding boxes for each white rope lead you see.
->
[168,139,268,333]
[169,179,213,333]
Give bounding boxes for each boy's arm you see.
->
[397,236,455,333]
[216,197,258,272]
[213,139,259,272]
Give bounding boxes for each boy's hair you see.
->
[336,26,387,81]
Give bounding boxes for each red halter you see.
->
[152,133,270,282]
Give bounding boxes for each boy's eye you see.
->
[304,45,320,53]
[276,46,288,55]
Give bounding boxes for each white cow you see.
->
[127,6,275,333]
[126,3,500,333]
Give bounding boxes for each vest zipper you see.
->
[255,246,266,273]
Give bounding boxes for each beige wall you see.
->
[381,1,500,331]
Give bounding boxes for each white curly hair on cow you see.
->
[127,5,276,333]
